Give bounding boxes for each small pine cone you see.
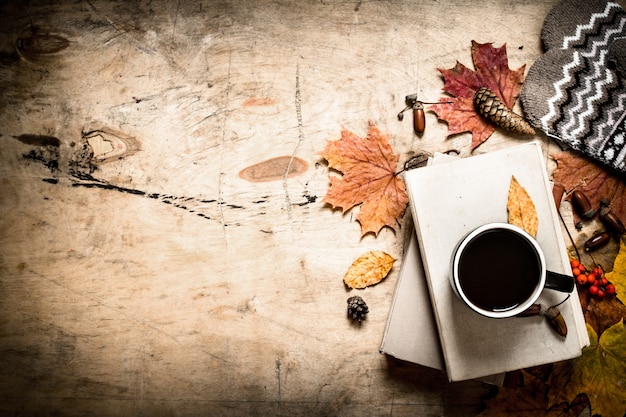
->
[474,87,536,135]
[347,295,369,322]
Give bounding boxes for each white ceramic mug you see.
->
[450,223,574,318]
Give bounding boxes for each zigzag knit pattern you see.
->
[520,0,626,173]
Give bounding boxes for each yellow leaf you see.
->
[343,251,395,289]
[507,175,538,237]
[548,321,626,417]
[606,239,626,302]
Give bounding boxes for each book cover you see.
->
[379,224,446,371]
[402,142,588,382]
[380,153,503,385]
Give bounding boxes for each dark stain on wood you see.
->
[14,134,61,147]
[23,149,59,172]
[239,156,308,182]
[295,191,317,206]
[16,33,70,60]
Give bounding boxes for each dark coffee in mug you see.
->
[457,228,541,312]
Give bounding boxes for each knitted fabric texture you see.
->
[520,0,626,173]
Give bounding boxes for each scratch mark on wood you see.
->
[283,61,307,226]
[276,357,282,402]
[172,0,181,40]
[201,349,231,364]
[85,0,123,34]
[72,181,146,195]
[190,109,219,128]
[217,51,233,240]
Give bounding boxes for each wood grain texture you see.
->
[0,0,561,415]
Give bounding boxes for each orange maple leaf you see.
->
[430,41,526,150]
[321,121,408,236]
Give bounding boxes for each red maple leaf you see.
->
[430,41,526,150]
[321,121,408,236]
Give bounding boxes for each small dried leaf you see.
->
[507,176,538,237]
[343,250,395,289]
[552,151,626,227]
[584,296,626,340]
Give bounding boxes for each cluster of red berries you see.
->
[570,259,616,299]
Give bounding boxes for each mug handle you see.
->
[545,270,575,293]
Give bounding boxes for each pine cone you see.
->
[347,296,369,322]
[474,87,536,135]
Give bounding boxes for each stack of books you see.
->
[380,142,589,382]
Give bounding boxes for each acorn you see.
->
[570,190,595,220]
[599,207,626,235]
[584,232,611,252]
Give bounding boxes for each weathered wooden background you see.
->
[0,1,562,415]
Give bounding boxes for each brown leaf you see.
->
[552,183,565,212]
[507,176,538,237]
[479,371,548,417]
[584,296,626,339]
[343,250,395,289]
[321,121,408,236]
[430,41,527,150]
[552,151,626,227]
[573,233,620,278]
[480,371,590,417]
[545,394,590,417]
